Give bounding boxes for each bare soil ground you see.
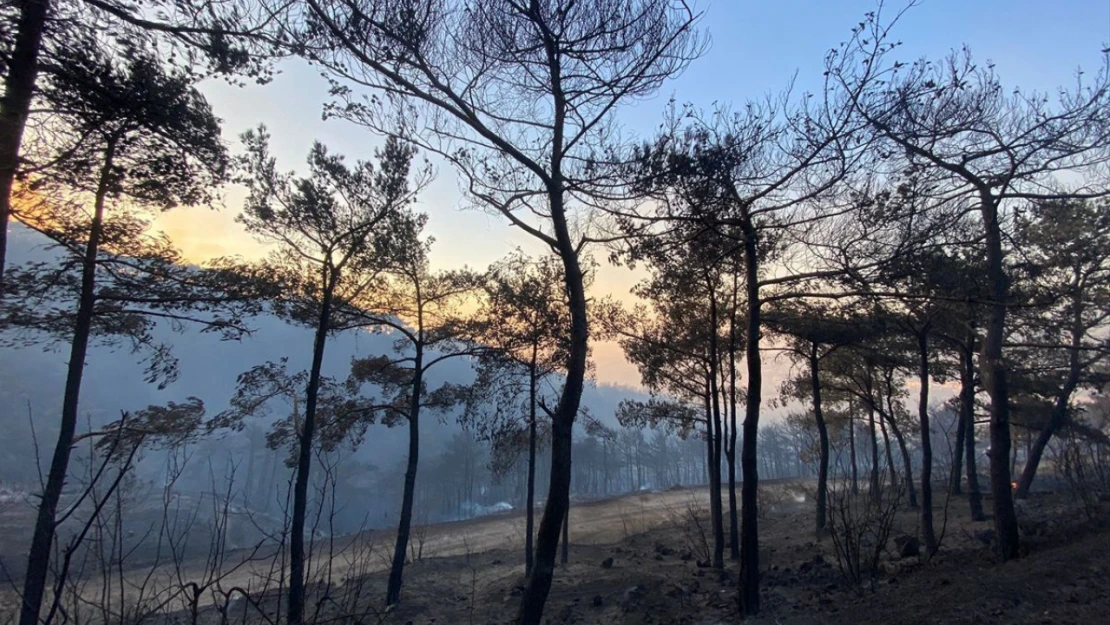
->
[362,485,1110,625]
[5,482,1109,625]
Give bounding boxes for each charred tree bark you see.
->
[879,414,897,490]
[708,289,725,570]
[19,137,114,625]
[525,354,537,576]
[738,214,761,616]
[726,299,740,559]
[0,0,50,289]
[725,426,738,558]
[809,345,829,538]
[959,336,986,521]
[916,332,937,554]
[882,407,917,509]
[704,387,724,569]
[978,194,1020,560]
[386,348,423,606]
[516,186,587,625]
[560,506,568,565]
[289,265,338,625]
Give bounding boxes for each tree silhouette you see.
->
[1,40,256,625]
[0,0,282,289]
[766,300,875,537]
[236,128,428,625]
[286,3,706,620]
[624,93,866,612]
[607,220,740,567]
[344,236,484,606]
[464,251,573,576]
[1010,199,1110,497]
[828,9,1110,559]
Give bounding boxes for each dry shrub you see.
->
[757,483,792,519]
[1052,432,1110,519]
[826,476,903,592]
[408,522,430,563]
[665,496,711,563]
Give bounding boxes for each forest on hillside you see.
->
[1,1,1109,625]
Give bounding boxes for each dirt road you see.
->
[0,485,746,617]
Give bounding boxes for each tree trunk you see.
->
[724,383,738,561]
[726,262,740,560]
[707,287,725,569]
[879,414,897,490]
[516,187,587,625]
[386,352,423,606]
[738,216,761,616]
[289,267,337,625]
[704,387,724,569]
[950,400,966,495]
[525,353,538,576]
[725,432,738,559]
[809,346,829,538]
[560,506,568,565]
[0,0,50,289]
[867,403,880,498]
[978,194,1020,560]
[916,332,937,554]
[848,399,859,494]
[883,409,917,508]
[959,337,986,520]
[18,137,114,625]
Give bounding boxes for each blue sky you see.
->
[157,0,1110,386]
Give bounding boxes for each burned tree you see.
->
[766,301,873,537]
[0,0,49,288]
[625,92,866,612]
[604,256,728,568]
[1011,199,1110,498]
[344,235,483,606]
[0,0,279,287]
[829,10,1110,559]
[0,40,273,625]
[235,129,428,625]
[288,2,705,621]
[464,252,572,576]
